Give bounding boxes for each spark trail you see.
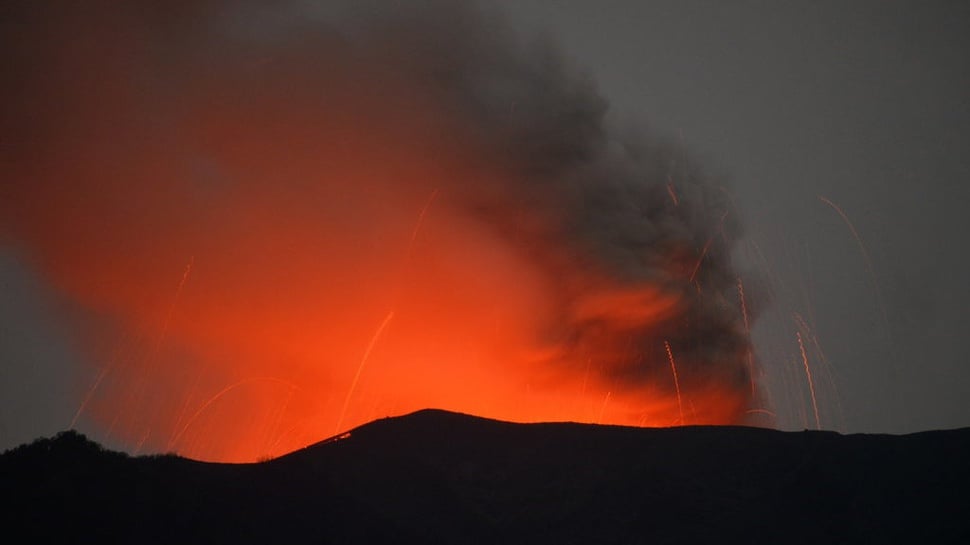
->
[154,257,194,357]
[70,366,109,430]
[335,311,395,435]
[664,341,685,425]
[405,188,439,262]
[689,238,714,283]
[69,330,137,430]
[793,312,845,432]
[737,277,756,396]
[166,376,299,453]
[69,257,192,435]
[796,331,820,430]
[819,195,890,428]
[666,180,679,206]
[690,211,730,283]
[817,196,888,329]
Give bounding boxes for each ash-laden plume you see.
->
[0,0,764,462]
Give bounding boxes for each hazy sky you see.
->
[2,1,969,454]
[490,0,970,434]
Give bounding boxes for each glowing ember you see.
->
[1,1,763,462]
[664,341,685,425]
[795,331,821,431]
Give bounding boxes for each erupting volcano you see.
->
[1,0,766,462]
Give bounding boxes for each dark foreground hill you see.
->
[2,410,969,544]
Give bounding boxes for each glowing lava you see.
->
[1,0,762,462]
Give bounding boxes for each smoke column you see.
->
[1,0,764,462]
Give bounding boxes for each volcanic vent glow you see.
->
[1,0,765,462]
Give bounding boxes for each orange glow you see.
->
[7,144,753,461]
[1,3,760,462]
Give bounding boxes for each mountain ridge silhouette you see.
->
[3,409,968,544]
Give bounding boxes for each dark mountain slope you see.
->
[3,409,969,544]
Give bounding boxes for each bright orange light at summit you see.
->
[1,1,760,462]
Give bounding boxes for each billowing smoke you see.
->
[1,0,764,461]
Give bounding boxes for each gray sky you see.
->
[2,1,969,452]
[491,0,970,434]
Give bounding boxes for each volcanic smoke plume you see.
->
[1,0,763,461]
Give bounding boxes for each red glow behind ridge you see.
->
[1,4,756,462]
